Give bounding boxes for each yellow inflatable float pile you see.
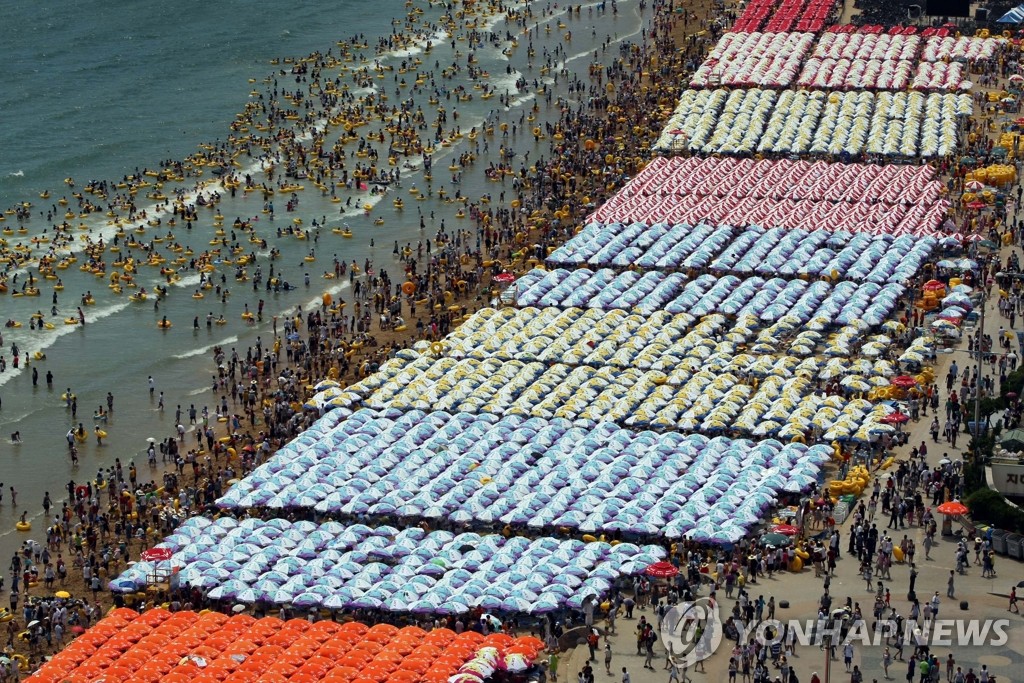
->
[967,164,1016,187]
[828,464,870,498]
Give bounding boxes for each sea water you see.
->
[0,0,647,561]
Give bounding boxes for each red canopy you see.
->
[922,280,946,291]
[493,272,516,284]
[880,412,910,425]
[936,501,968,516]
[140,547,174,562]
[645,561,680,578]
[890,376,918,388]
[770,524,801,536]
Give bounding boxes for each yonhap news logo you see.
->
[660,597,724,667]
[727,617,1011,651]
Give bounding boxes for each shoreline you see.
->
[0,0,663,556]
[0,0,696,671]
[12,0,1024,681]
[9,1,1024,683]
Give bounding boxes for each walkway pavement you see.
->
[559,288,1024,680]
[553,1,1024,681]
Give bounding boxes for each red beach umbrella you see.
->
[936,501,968,516]
[492,272,516,284]
[645,561,679,578]
[140,547,174,562]
[880,412,910,424]
[770,524,801,536]
[890,376,918,388]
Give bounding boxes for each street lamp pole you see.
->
[824,636,832,683]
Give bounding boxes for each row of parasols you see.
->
[26,608,544,683]
[212,408,830,540]
[113,518,667,614]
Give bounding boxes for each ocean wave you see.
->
[298,279,351,313]
[0,300,130,388]
[172,335,239,360]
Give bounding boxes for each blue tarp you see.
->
[998,4,1024,22]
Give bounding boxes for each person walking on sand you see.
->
[1009,587,1018,613]
[604,642,613,675]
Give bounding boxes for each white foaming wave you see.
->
[0,409,34,429]
[298,278,351,313]
[340,191,386,218]
[385,27,450,59]
[474,6,510,33]
[486,71,521,95]
[172,335,239,360]
[5,170,25,178]
[171,272,203,289]
[557,48,595,70]
[506,91,536,110]
[0,300,131,388]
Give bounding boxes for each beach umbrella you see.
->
[141,547,174,562]
[931,319,959,331]
[1000,428,1024,451]
[770,524,800,536]
[936,501,968,516]
[761,533,791,547]
[890,375,917,388]
[475,595,504,610]
[644,561,679,578]
[531,594,562,613]
[291,592,324,609]
[501,596,534,613]
[351,595,384,609]
[494,272,516,284]
[880,412,910,425]
[566,591,599,610]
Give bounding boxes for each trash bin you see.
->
[1006,533,1023,559]
[991,529,1009,555]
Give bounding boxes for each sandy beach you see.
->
[8,0,1024,680]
